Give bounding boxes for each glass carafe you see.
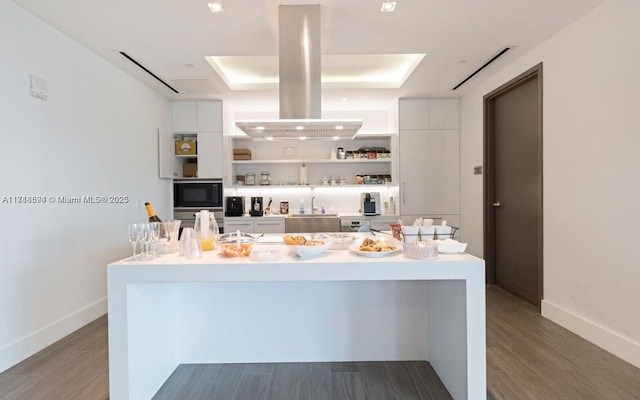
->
[193,210,219,251]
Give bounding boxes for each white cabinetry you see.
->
[171,101,223,132]
[224,219,255,233]
[255,219,285,233]
[159,100,223,179]
[224,218,285,234]
[399,98,459,130]
[399,99,460,217]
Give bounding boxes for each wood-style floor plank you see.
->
[486,285,640,400]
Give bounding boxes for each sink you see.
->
[285,215,340,233]
[289,213,338,217]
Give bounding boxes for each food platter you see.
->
[349,243,401,257]
[348,237,402,258]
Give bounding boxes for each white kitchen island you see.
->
[107,237,486,400]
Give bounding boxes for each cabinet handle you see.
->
[256,223,282,226]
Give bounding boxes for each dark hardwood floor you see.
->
[152,361,452,400]
[0,285,639,399]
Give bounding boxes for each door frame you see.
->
[483,63,543,306]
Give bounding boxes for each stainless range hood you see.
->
[235,5,363,140]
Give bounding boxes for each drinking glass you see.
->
[127,223,139,260]
[138,223,152,260]
[149,222,160,258]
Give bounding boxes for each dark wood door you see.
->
[484,64,543,307]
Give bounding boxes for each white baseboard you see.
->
[0,297,107,374]
[542,299,640,368]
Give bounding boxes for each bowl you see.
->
[324,233,356,250]
[287,239,332,258]
[217,232,256,257]
[434,239,467,254]
[403,241,439,259]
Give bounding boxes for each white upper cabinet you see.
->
[428,99,459,129]
[171,100,223,132]
[399,98,459,130]
[171,101,198,132]
[399,99,430,130]
[196,101,223,132]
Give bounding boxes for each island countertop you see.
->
[107,234,486,400]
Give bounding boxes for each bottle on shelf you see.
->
[144,202,163,222]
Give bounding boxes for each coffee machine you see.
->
[361,192,381,216]
[225,196,245,217]
[249,196,264,216]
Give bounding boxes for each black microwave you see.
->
[173,180,223,210]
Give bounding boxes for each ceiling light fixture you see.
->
[207,2,224,14]
[381,2,397,12]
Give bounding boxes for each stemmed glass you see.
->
[148,222,160,258]
[138,223,152,260]
[127,223,140,260]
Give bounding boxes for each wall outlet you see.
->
[473,166,483,175]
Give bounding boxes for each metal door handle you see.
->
[492,201,501,207]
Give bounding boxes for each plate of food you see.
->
[349,237,401,257]
[283,234,332,258]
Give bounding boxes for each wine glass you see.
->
[148,222,160,258]
[138,223,151,260]
[127,223,139,260]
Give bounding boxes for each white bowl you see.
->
[326,233,356,250]
[434,239,467,254]
[288,240,332,258]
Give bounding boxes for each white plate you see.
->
[349,244,401,257]
[348,237,402,258]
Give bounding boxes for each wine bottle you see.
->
[144,202,163,222]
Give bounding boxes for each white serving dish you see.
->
[325,233,356,250]
[434,239,467,254]
[287,240,332,258]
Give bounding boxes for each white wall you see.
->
[0,0,171,372]
[460,0,640,367]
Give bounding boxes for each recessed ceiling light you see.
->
[266,136,274,141]
[332,136,340,141]
[299,136,307,141]
[381,2,396,12]
[207,2,224,14]
[296,126,304,130]
[341,97,349,102]
[335,126,344,130]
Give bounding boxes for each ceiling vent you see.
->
[235,5,363,140]
[452,47,511,91]
[119,51,179,94]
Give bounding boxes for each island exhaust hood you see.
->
[235,5,363,140]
